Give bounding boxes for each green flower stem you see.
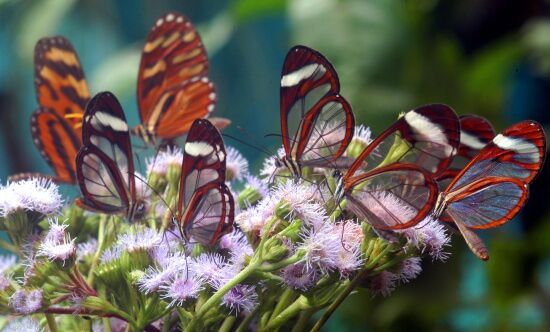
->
[87,215,109,286]
[364,243,393,270]
[45,313,58,332]
[257,252,303,272]
[270,288,296,321]
[265,296,309,330]
[373,252,413,273]
[330,199,347,221]
[102,317,112,332]
[252,271,284,283]
[310,272,364,332]
[219,316,236,332]
[260,309,273,329]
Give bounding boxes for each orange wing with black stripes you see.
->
[31,36,90,183]
[134,12,218,144]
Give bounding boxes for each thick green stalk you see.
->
[265,296,308,330]
[218,316,236,332]
[270,288,296,320]
[45,313,58,332]
[87,215,108,285]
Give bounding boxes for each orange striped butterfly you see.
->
[28,36,90,184]
[433,121,546,260]
[132,12,229,146]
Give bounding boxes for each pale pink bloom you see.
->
[396,257,422,283]
[146,147,183,176]
[369,271,397,297]
[398,216,450,261]
[282,262,319,291]
[222,284,258,314]
[226,146,249,181]
[9,288,43,314]
[3,317,42,332]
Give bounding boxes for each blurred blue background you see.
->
[1,0,550,331]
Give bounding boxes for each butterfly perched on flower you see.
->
[174,119,234,245]
[27,36,90,184]
[75,92,148,222]
[433,120,546,260]
[275,45,355,178]
[335,104,461,230]
[131,12,229,146]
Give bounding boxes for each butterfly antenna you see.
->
[222,133,273,158]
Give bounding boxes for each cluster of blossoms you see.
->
[0,125,451,332]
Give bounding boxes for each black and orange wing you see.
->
[136,12,216,141]
[30,108,81,183]
[280,46,355,167]
[30,36,90,183]
[34,36,90,135]
[177,119,234,245]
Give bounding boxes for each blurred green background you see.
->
[1,0,550,331]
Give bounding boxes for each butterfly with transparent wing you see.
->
[174,119,234,245]
[132,12,230,147]
[433,120,546,260]
[274,45,355,180]
[333,104,461,230]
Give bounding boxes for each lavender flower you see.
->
[226,146,249,181]
[160,273,204,307]
[117,227,162,253]
[3,317,43,332]
[369,271,397,297]
[9,288,43,314]
[37,218,76,264]
[282,262,319,291]
[396,257,422,283]
[101,246,122,264]
[219,230,253,268]
[191,253,229,285]
[222,284,258,314]
[298,224,341,273]
[0,274,11,291]
[146,147,183,176]
[77,238,98,261]
[399,216,451,261]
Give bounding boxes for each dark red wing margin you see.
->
[30,108,81,183]
[347,104,460,178]
[344,163,438,230]
[280,45,348,160]
[437,115,495,181]
[178,119,234,245]
[34,36,90,136]
[446,120,546,193]
[137,12,215,140]
[76,92,135,214]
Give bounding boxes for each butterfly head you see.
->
[131,124,157,147]
[128,199,148,223]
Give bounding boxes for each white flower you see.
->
[0,178,62,217]
[0,255,17,274]
[398,216,451,261]
[226,146,249,181]
[396,257,422,283]
[3,317,43,332]
[76,238,98,261]
[222,284,258,314]
[9,288,43,314]
[146,147,183,176]
[160,273,204,307]
[353,125,373,146]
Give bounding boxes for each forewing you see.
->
[348,104,460,178]
[137,12,214,139]
[31,108,81,183]
[344,163,438,230]
[78,92,135,211]
[445,177,528,229]
[178,119,227,224]
[280,46,342,159]
[34,36,90,136]
[447,120,546,192]
[182,184,234,245]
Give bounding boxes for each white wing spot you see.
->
[91,112,129,132]
[281,64,324,87]
[404,111,452,156]
[185,141,214,157]
[176,16,184,23]
[208,92,216,100]
[166,14,175,22]
[460,131,486,150]
[493,134,539,162]
[156,18,163,26]
[207,104,215,113]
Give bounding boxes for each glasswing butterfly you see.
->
[433,120,546,260]
[275,45,355,179]
[335,104,461,230]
